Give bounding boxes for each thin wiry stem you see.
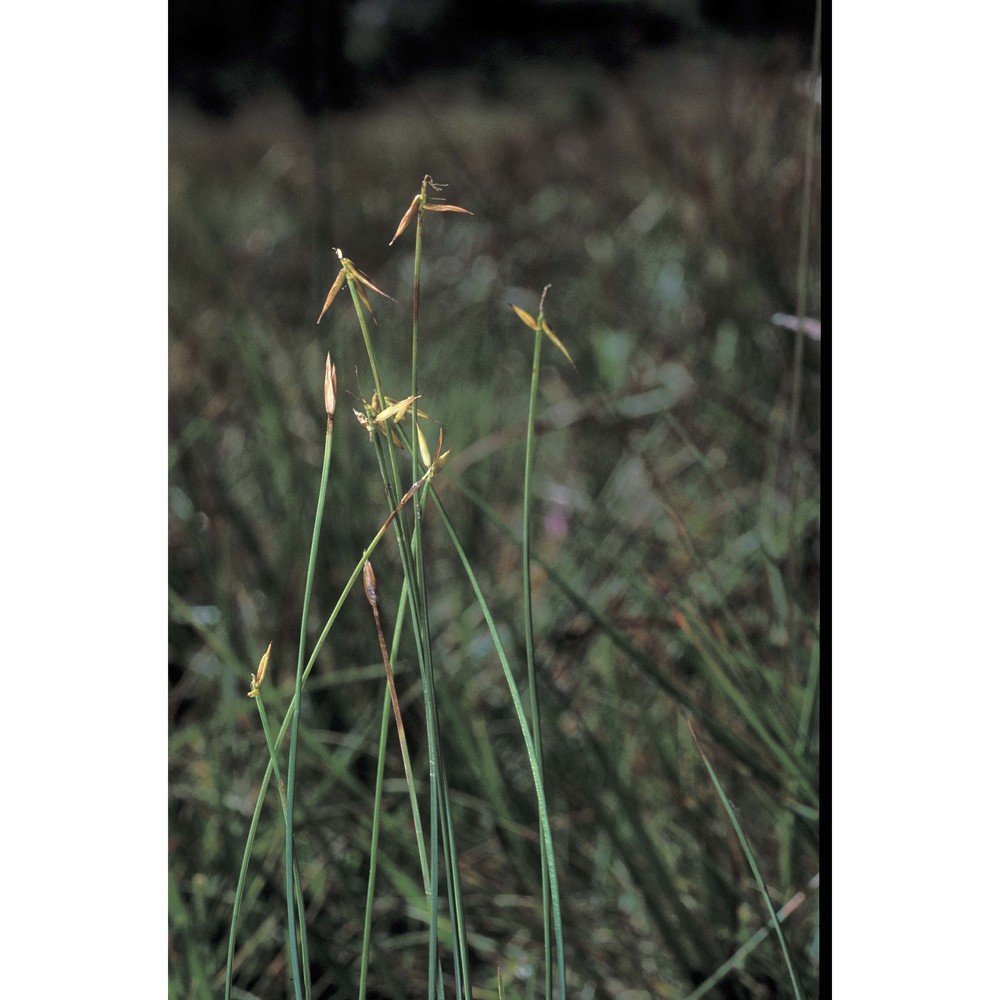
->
[347,273,450,1000]
[283,411,334,1000]
[430,483,567,1000]
[522,288,554,998]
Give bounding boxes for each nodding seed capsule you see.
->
[363,560,379,609]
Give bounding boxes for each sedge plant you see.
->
[227,177,570,999]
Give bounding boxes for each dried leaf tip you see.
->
[248,641,272,697]
[324,354,337,421]
[363,560,379,609]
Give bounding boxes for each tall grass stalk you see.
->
[357,564,457,993]
[429,485,567,999]
[449,473,813,804]
[327,186,567,996]
[247,649,311,998]
[686,716,805,1000]
[518,285,554,998]
[343,260,456,999]
[282,358,338,1000]
[681,874,819,1000]
[364,568,429,888]
[391,179,477,999]
[224,451,420,999]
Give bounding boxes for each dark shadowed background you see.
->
[169,1,822,997]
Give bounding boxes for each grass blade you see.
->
[686,716,805,1000]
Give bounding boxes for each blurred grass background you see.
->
[169,9,821,997]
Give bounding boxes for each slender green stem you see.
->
[360,579,413,999]
[411,177,427,489]
[368,577,430,889]
[429,484,567,1000]
[225,521,404,1000]
[348,275,449,1000]
[224,757,269,1000]
[406,189,477,998]
[681,874,819,1000]
[523,306,553,999]
[359,685,393,1000]
[780,613,822,887]
[285,415,334,1000]
[448,470,818,806]
[254,696,311,999]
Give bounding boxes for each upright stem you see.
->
[348,275,446,999]
[284,411,334,1000]
[522,289,553,998]
[411,176,428,489]
[431,486,567,1000]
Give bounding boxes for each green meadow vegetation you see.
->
[169,42,821,1000]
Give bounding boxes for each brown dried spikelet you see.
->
[430,448,451,475]
[248,641,273,697]
[373,394,421,426]
[416,422,432,469]
[423,204,474,215]
[324,354,337,421]
[363,560,379,609]
[510,304,576,370]
[347,264,396,302]
[510,304,538,331]
[541,319,577,370]
[428,427,450,476]
[317,269,346,324]
[355,282,374,316]
[255,642,272,686]
[390,193,421,246]
[354,408,374,441]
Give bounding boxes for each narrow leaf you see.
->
[686,716,805,1000]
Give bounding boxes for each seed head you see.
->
[324,354,337,421]
[247,641,273,697]
[363,560,379,609]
